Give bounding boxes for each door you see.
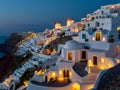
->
[81,51,86,60]
[44,76,47,82]
[95,32,101,41]
[93,56,97,65]
[63,70,69,78]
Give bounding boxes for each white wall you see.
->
[78,31,91,43]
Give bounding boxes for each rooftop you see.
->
[64,40,84,50]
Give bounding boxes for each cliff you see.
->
[97,64,120,90]
[0,33,24,53]
[0,32,33,82]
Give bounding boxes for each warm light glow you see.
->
[116,59,120,63]
[58,78,64,81]
[70,71,72,77]
[3,82,9,87]
[55,23,62,30]
[101,58,105,63]
[102,37,106,42]
[52,36,56,41]
[117,27,120,31]
[111,5,115,9]
[88,60,93,66]
[95,32,101,41]
[100,58,105,70]
[52,72,56,77]
[59,70,62,75]
[35,69,46,76]
[87,66,91,74]
[67,18,74,27]
[87,84,94,90]
[23,80,28,87]
[72,82,80,90]
[92,37,95,41]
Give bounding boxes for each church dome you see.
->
[64,40,84,50]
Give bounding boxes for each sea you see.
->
[0,36,9,59]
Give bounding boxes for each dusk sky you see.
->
[0,0,119,36]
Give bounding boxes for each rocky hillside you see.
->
[0,33,31,53]
[0,32,33,82]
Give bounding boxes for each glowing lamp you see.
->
[101,58,105,63]
[88,60,93,66]
[117,27,120,31]
[102,37,106,42]
[92,37,95,41]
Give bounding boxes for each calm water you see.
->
[0,36,9,58]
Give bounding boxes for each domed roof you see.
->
[64,40,84,50]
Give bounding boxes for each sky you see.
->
[0,0,120,36]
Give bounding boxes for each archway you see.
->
[72,82,80,90]
[114,45,120,57]
[95,32,101,41]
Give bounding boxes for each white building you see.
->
[27,3,120,90]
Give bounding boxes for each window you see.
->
[85,39,88,42]
[91,17,94,21]
[101,11,104,14]
[82,34,86,39]
[88,23,90,27]
[68,53,72,60]
[95,22,100,27]
[81,51,87,59]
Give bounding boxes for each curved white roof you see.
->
[64,40,84,50]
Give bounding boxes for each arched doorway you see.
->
[114,45,120,57]
[95,32,101,41]
[72,82,80,90]
[68,52,72,60]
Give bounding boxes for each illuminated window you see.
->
[68,52,72,60]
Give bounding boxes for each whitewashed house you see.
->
[27,3,120,90]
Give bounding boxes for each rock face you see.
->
[0,33,23,53]
[0,54,14,82]
[97,64,120,90]
[0,32,32,82]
